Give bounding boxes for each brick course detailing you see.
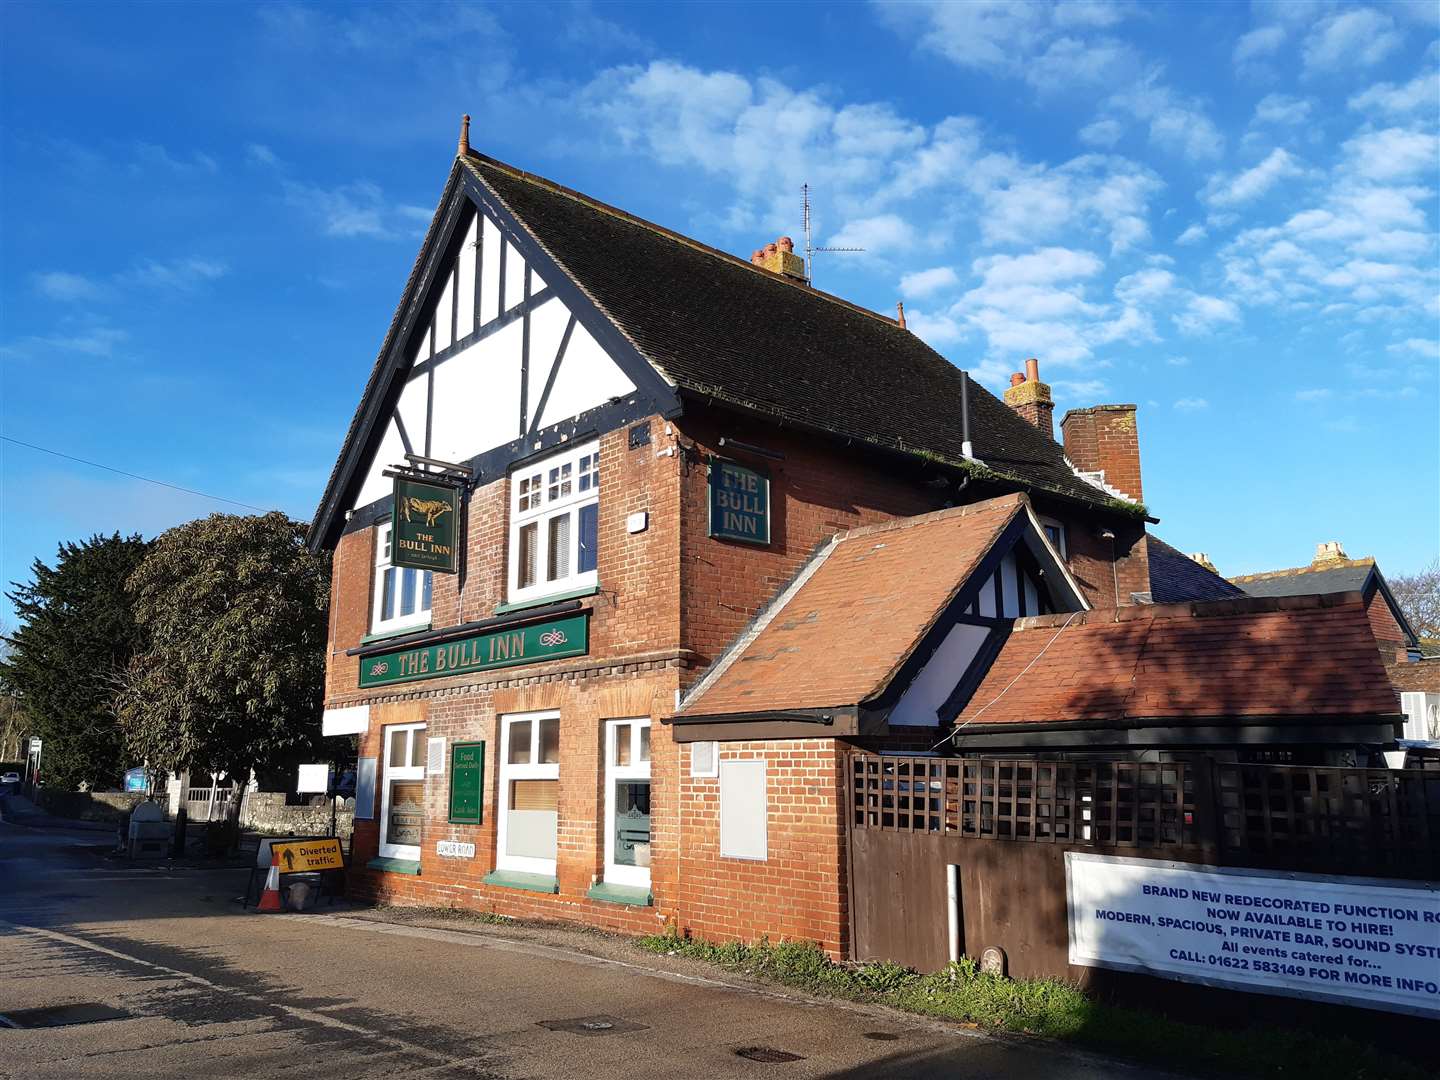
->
[1060,404,1144,504]
[1002,359,1055,438]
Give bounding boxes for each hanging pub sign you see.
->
[708,459,770,545]
[391,476,460,573]
[359,612,588,689]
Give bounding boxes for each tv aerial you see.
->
[802,183,864,287]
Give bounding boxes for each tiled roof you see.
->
[1146,536,1245,603]
[677,494,1029,718]
[1388,659,1440,693]
[462,154,1119,510]
[954,593,1400,727]
[1231,560,1375,598]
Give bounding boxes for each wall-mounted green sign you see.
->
[448,741,484,824]
[392,477,460,573]
[708,460,770,545]
[358,613,588,689]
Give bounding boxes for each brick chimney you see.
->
[1003,358,1055,437]
[1312,541,1348,565]
[751,236,805,281]
[1061,404,1143,504]
[1189,552,1218,573]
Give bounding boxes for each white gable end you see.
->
[346,200,643,515]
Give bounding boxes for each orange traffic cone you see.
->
[257,850,283,912]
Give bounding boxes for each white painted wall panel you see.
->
[525,298,569,425]
[531,265,549,292]
[503,240,525,312]
[429,322,524,464]
[533,321,637,431]
[1024,575,1039,617]
[1001,553,1019,618]
[433,270,454,353]
[396,375,428,457]
[888,623,991,727]
[480,216,501,326]
[456,216,477,337]
[978,572,996,618]
[356,419,406,507]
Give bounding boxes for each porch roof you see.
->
[952,592,1402,729]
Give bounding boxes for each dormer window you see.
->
[508,441,600,604]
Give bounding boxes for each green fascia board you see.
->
[366,857,421,875]
[586,882,653,907]
[360,623,432,645]
[483,870,558,894]
[492,585,599,616]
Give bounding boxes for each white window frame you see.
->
[1038,515,1068,560]
[379,722,426,861]
[496,710,560,876]
[370,521,433,635]
[507,441,600,605]
[603,718,652,889]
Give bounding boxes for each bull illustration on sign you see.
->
[402,497,452,528]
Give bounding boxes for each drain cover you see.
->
[735,1047,805,1063]
[537,1015,648,1036]
[0,1003,130,1029]
[862,1032,900,1041]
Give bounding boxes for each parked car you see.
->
[0,771,21,790]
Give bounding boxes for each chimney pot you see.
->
[458,114,472,157]
[1025,357,1040,383]
[896,301,906,328]
[1010,372,1025,387]
[754,237,806,280]
[777,236,794,253]
[1006,360,1057,439]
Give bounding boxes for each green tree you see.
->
[0,534,150,789]
[115,512,331,791]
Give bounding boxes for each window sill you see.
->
[366,857,420,875]
[586,882,652,907]
[361,623,431,645]
[493,586,599,616]
[483,870,558,894]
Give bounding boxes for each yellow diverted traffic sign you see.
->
[271,838,344,874]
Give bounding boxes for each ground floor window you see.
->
[380,722,426,860]
[604,718,651,888]
[497,711,560,875]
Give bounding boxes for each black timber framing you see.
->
[309,159,683,553]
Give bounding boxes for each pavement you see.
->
[0,803,1180,1080]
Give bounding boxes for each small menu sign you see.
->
[449,741,484,825]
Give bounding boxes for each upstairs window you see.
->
[1038,516,1068,560]
[508,441,599,603]
[372,522,432,635]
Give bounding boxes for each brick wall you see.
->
[1364,588,1409,651]
[673,738,849,955]
[1060,405,1144,504]
[674,412,943,677]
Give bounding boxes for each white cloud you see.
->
[1173,397,1209,411]
[1253,94,1313,126]
[1234,26,1286,65]
[33,271,105,301]
[899,266,959,298]
[1303,8,1403,73]
[1174,295,1240,335]
[246,143,280,167]
[1342,127,1439,182]
[1204,148,1305,207]
[1114,268,1175,305]
[1176,224,1207,245]
[1349,74,1438,116]
[904,306,966,346]
[828,213,916,252]
[0,326,129,360]
[121,257,229,293]
[1165,355,1190,366]
[1108,74,1224,160]
[132,143,219,175]
[1389,337,1440,360]
[283,179,420,239]
[1295,387,1333,401]
[1078,118,1124,147]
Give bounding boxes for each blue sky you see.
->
[2,1,1437,625]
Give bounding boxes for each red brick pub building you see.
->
[308,130,1404,957]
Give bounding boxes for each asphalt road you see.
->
[0,806,1175,1079]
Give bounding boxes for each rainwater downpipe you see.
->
[960,371,973,460]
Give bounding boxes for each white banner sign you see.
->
[1066,853,1440,1018]
[436,840,475,859]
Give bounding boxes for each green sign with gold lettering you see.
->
[448,741,484,824]
[358,613,588,689]
[708,460,770,545]
[392,477,459,573]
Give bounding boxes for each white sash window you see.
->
[371,522,432,634]
[496,711,561,876]
[379,722,426,861]
[508,442,599,604]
